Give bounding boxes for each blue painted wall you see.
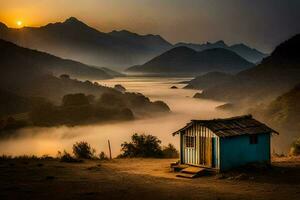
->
[219,133,271,171]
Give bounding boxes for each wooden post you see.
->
[108,140,112,160]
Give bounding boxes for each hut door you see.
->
[211,138,216,168]
[199,136,212,167]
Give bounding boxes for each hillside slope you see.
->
[0,39,112,80]
[199,34,300,103]
[260,83,300,131]
[184,72,233,90]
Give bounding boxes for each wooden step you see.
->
[176,173,197,178]
[177,167,207,178]
[181,167,206,174]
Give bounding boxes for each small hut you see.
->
[173,115,278,171]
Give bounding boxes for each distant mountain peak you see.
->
[43,17,90,30]
[64,17,81,24]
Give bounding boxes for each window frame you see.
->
[185,135,195,148]
[249,135,258,144]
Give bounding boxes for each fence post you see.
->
[108,140,112,160]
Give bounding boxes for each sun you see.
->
[16,20,23,27]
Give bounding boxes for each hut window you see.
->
[249,135,258,144]
[185,136,195,148]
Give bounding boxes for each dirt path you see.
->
[0,158,299,200]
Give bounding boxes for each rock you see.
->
[170,86,178,89]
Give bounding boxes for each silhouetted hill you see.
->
[126,46,253,75]
[0,89,31,117]
[248,83,300,152]
[0,39,170,120]
[199,34,300,103]
[0,73,170,123]
[175,41,267,63]
[184,72,233,89]
[261,83,300,131]
[0,17,172,70]
[0,39,112,80]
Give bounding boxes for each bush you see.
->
[289,138,300,156]
[72,141,95,159]
[119,133,163,158]
[162,144,179,158]
[58,150,82,163]
[99,151,109,160]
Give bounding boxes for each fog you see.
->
[0,77,229,157]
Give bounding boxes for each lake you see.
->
[0,77,228,157]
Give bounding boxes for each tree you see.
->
[62,93,90,107]
[60,74,70,79]
[290,137,300,156]
[162,144,179,158]
[120,133,163,158]
[72,141,95,159]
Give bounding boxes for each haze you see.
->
[0,78,229,157]
[1,0,300,52]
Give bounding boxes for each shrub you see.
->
[119,133,163,158]
[99,151,109,160]
[162,144,179,158]
[72,141,95,159]
[58,150,82,163]
[289,138,300,156]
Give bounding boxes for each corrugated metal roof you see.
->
[172,115,278,137]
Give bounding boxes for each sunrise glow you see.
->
[16,20,23,27]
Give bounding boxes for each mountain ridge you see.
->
[0,17,173,70]
[175,40,268,63]
[0,17,266,70]
[126,46,254,75]
[0,39,112,80]
[198,34,300,103]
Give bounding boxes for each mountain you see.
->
[0,39,169,120]
[249,83,300,152]
[261,83,300,131]
[199,34,300,103]
[175,40,227,51]
[0,39,112,80]
[175,41,268,63]
[126,46,253,75]
[0,17,172,70]
[0,88,31,117]
[184,72,233,90]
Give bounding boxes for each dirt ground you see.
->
[0,157,300,200]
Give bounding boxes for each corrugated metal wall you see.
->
[219,133,271,171]
[181,123,220,169]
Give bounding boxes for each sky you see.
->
[0,0,300,52]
